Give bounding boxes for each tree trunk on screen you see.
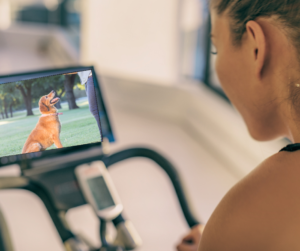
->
[17,84,34,116]
[9,104,13,118]
[3,100,8,119]
[64,75,79,110]
[4,108,8,119]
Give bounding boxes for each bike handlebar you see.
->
[102,147,201,228]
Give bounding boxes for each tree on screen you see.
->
[15,78,50,116]
[34,75,66,109]
[64,74,79,110]
[0,86,8,118]
[31,74,79,110]
[0,83,22,118]
[7,90,22,118]
[0,99,4,119]
[14,76,65,116]
[15,80,35,116]
[2,74,81,118]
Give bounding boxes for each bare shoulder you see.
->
[198,151,300,251]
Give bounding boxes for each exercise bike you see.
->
[0,145,201,251]
[0,66,201,250]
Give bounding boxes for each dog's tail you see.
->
[22,143,43,154]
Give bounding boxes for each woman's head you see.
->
[210,0,300,142]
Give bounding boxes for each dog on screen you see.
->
[22,90,63,154]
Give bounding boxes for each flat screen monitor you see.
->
[0,66,114,165]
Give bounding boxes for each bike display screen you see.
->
[0,66,114,165]
[87,176,115,210]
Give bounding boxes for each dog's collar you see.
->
[41,113,63,117]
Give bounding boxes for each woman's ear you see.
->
[245,20,267,80]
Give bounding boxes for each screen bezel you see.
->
[0,66,115,167]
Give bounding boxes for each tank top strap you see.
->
[279,143,300,152]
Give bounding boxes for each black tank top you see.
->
[279,143,300,152]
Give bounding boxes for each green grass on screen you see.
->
[0,99,101,158]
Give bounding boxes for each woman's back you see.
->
[198,144,300,251]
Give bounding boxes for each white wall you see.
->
[81,0,181,85]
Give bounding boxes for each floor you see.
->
[0,42,239,251]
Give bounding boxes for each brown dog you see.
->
[22,90,63,154]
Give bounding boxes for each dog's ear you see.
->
[40,102,50,113]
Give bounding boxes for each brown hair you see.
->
[211,0,300,49]
[211,0,300,115]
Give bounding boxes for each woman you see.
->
[177,0,300,250]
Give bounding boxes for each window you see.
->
[1,0,81,49]
[180,0,229,102]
